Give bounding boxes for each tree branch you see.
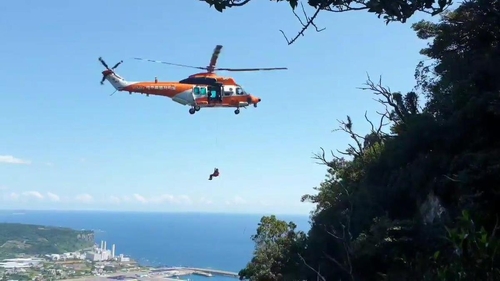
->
[364,110,389,136]
[320,182,355,281]
[312,147,343,167]
[313,109,390,166]
[358,73,407,123]
[322,0,370,13]
[298,253,326,281]
[332,115,365,158]
[201,0,252,8]
[280,3,325,45]
[202,0,452,44]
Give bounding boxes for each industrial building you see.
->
[85,240,129,262]
[85,240,115,261]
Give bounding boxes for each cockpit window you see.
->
[236,87,245,95]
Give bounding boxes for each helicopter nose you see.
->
[250,96,261,108]
[250,96,261,103]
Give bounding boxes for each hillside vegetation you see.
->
[0,223,94,259]
[215,0,500,280]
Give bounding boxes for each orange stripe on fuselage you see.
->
[122,82,192,98]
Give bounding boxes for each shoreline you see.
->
[0,256,239,280]
[59,267,239,280]
[0,224,241,280]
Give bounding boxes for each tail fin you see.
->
[102,70,132,90]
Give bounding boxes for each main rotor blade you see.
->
[98,57,110,69]
[133,58,206,70]
[111,61,123,70]
[207,45,223,71]
[216,67,288,72]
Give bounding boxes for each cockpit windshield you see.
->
[235,85,247,95]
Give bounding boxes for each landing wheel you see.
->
[189,108,196,114]
[194,105,201,111]
[234,109,240,115]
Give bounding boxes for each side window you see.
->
[236,87,244,95]
[193,87,200,95]
[199,87,207,96]
[224,87,233,96]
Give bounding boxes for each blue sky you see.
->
[0,0,435,214]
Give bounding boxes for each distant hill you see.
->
[0,223,94,259]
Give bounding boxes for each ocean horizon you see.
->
[0,210,310,281]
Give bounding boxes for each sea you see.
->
[0,210,309,281]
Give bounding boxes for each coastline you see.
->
[0,214,258,280]
[0,253,239,280]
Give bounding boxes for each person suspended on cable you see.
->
[209,168,219,180]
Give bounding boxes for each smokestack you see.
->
[112,244,115,258]
[104,241,107,251]
[100,241,104,250]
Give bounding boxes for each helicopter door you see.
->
[193,86,208,99]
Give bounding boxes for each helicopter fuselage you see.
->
[99,44,284,115]
[103,70,261,113]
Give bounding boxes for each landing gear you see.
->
[189,106,200,115]
[234,109,240,115]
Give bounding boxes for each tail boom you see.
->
[102,70,132,91]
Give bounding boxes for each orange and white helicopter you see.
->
[99,45,287,115]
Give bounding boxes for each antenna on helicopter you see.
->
[98,57,123,85]
[133,45,287,73]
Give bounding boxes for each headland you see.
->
[0,223,239,280]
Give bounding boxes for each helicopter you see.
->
[99,45,287,115]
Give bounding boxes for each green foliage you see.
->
[0,223,94,258]
[239,215,307,281]
[201,0,451,23]
[240,0,500,280]
[200,0,452,45]
[431,211,500,280]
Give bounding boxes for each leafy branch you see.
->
[201,0,453,45]
[201,0,251,11]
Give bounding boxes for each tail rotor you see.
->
[98,57,123,85]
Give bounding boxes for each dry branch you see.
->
[358,74,406,123]
[280,3,325,45]
[317,182,355,281]
[298,253,327,281]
